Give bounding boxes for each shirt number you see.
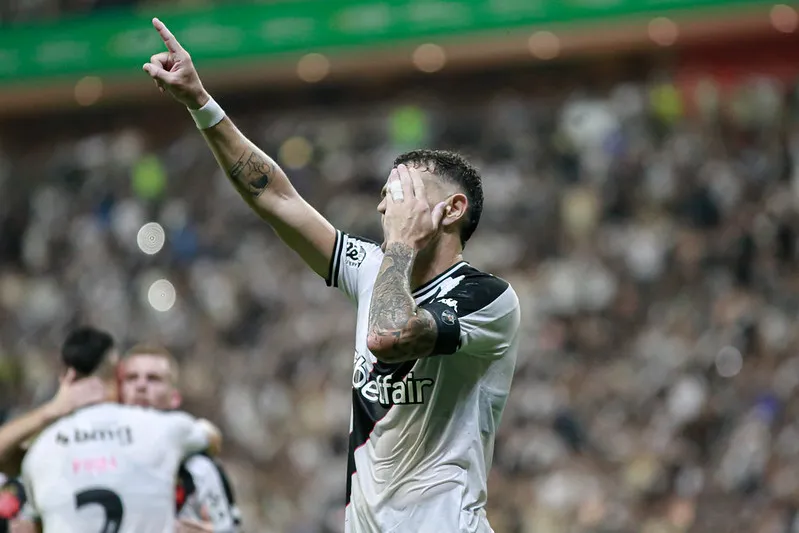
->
[75,488,124,533]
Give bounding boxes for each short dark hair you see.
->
[61,327,115,377]
[393,149,483,246]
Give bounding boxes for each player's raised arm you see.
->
[142,18,335,278]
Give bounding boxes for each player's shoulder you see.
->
[418,262,518,319]
[180,453,238,509]
[142,408,196,426]
[340,231,382,267]
[89,403,160,422]
[181,452,216,473]
[103,405,196,430]
[458,264,516,302]
[328,230,382,288]
[181,453,232,488]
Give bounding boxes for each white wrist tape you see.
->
[188,97,226,130]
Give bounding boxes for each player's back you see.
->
[23,403,206,533]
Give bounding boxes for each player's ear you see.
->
[440,193,468,228]
[170,390,182,410]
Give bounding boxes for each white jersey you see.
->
[176,454,241,533]
[327,231,520,533]
[21,403,209,533]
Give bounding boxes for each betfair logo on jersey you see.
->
[56,426,134,446]
[352,356,434,405]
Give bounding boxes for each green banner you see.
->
[0,0,774,84]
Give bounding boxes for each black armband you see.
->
[423,301,462,355]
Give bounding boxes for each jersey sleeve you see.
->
[164,412,210,456]
[419,274,520,360]
[325,230,382,302]
[180,455,241,532]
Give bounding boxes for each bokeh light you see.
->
[279,136,314,170]
[412,44,446,73]
[147,279,176,312]
[771,4,798,33]
[648,17,679,46]
[528,31,560,60]
[297,53,331,83]
[716,346,743,378]
[74,76,103,106]
[136,222,166,255]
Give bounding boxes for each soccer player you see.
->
[119,345,242,533]
[21,327,221,533]
[143,19,521,533]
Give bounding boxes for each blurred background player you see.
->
[0,344,237,533]
[119,344,242,533]
[0,370,106,533]
[21,327,221,533]
[143,19,520,532]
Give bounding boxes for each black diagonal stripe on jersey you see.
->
[205,454,239,510]
[416,264,509,318]
[346,360,415,505]
[412,261,467,298]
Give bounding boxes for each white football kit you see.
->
[22,403,209,533]
[327,231,521,533]
[177,454,241,533]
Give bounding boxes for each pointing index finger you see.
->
[152,17,184,54]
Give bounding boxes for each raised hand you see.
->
[381,164,447,252]
[142,18,210,109]
[48,368,106,419]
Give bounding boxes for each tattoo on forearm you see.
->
[228,150,273,198]
[367,243,437,359]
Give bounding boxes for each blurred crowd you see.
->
[1,58,799,533]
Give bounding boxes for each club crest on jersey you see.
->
[352,356,434,406]
[344,240,367,268]
[441,309,457,326]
